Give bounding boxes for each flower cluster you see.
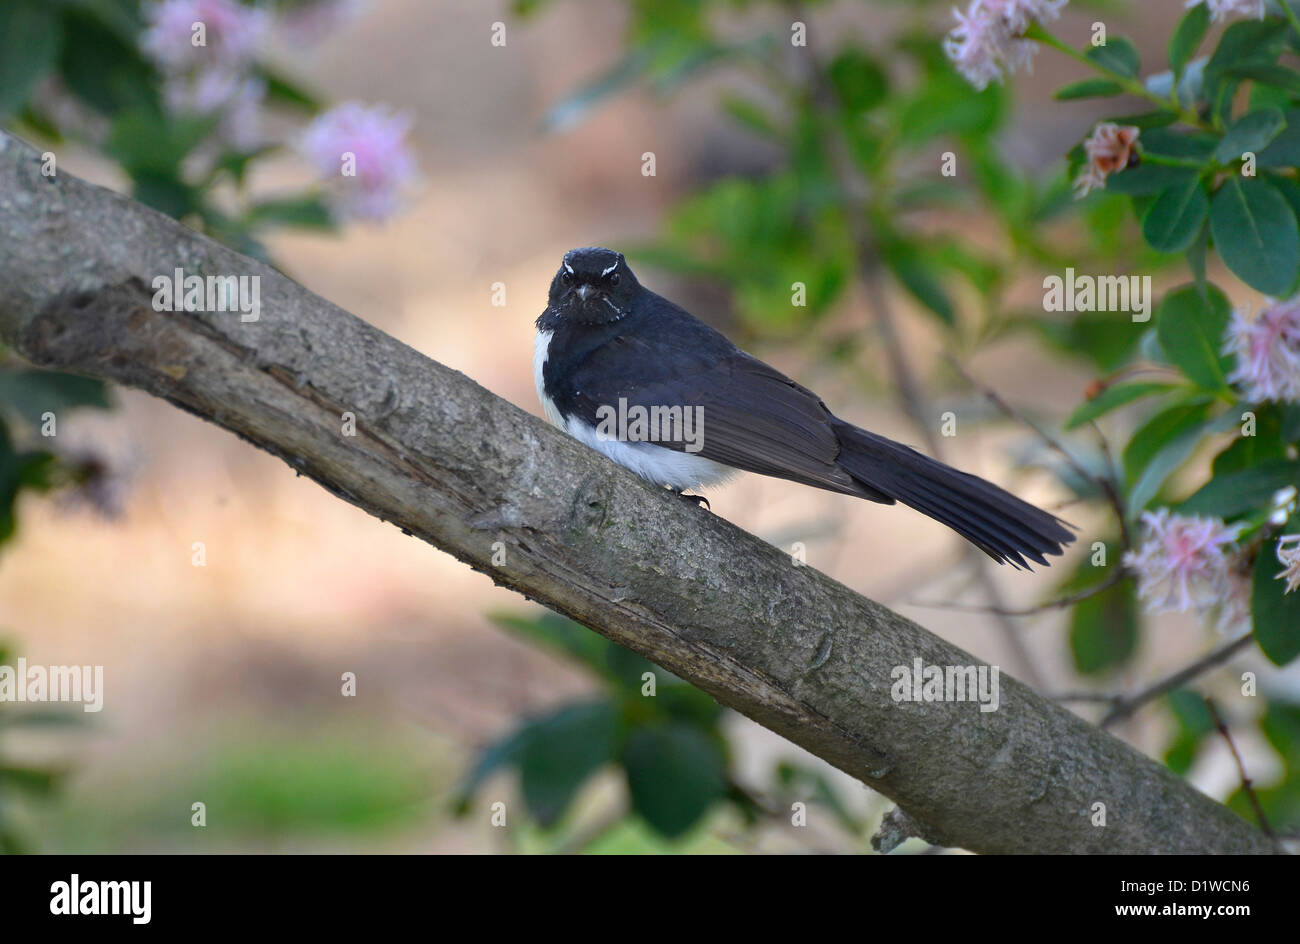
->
[1074,122,1139,197]
[944,0,1068,90]
[142,0,271,150]
[1123,510,1248,630]
[141,1,415,222]
[1187,0,1266,23]
[299,103,419,223]
[141,0,266,72]
[1224,298,1300,404]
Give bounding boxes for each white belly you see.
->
[533,329,734,492]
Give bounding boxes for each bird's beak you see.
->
[576,284,592,302]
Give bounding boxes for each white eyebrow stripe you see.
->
[600,263,618,276]
[564,262,575,274]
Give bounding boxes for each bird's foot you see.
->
[671,488,711,511]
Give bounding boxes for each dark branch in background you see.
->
[780,15,1047,690]
[1098,634,1254,729]
[0,132,1276,854]
[946,354,1132,553]
[1205,698,1276,842]
[905,358,1140,619]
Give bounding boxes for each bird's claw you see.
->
[672,489,711,511]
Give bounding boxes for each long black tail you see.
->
[833,422,1075,569]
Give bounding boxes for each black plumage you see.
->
[536,247,1075,569]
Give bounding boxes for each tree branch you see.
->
[0,131,1274,854]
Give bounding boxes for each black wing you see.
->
[558,328,889,501]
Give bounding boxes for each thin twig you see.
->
[1088,419,1132,551]
[907,567,1126,616]
[1205,698,1276,841]
[937,357,1137,616]
[946,353,1128,540]
[863,270,1047,688]
[1100,634,1253,728]
[783,5,1047,689]
[1051,691,1121,705]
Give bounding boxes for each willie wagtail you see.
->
[535,247,1075,569]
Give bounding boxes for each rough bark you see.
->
[0,131,1275,854]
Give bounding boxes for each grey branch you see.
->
[0,131,1274,854]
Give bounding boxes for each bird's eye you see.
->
[561,272,573,285]
[608,272,621,285]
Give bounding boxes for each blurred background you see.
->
[1,0,1297,853]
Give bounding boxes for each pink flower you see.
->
[944,0,1068,90]
[1074,123,1140,197]
[143,1,270,153]
[1186,0,1265,23]
[1216,573,1253,633]
[1123,510,1245,623]
[142,0,268,72]
[1224,299,1300,403]
[298,102,419,223]
[160,69,267,152]
[1278,534,1300,595]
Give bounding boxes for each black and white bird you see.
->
[534,246,1075,569]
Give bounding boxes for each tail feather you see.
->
[834,423,1075,569]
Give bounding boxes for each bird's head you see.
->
[547,247,639,324]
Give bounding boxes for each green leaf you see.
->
[1123,399,1212,484]
[1065,382,1179,430]
[1175,459,1300,519]
[720,95,781,140]
[489,612,621,684]
[1087,36,1140,79]
[255,64,322,113]
[623,724,727,838]
[246,194,333,229]
[1254,532,1300,666]
[540,47,652,133]
[130,171,199,220]
[828,49,888,113]
[895,68,1005,144]
[1213,108,1286,163]
[1033,308,1144,372]
[1259,699,1300,770]
[1069,576,1138,675]
[1189,226,1210,299]
[0,764,60,795]
[1249,78,1294,114]
[1203,19,1288,123]
[0,421,55,544]
[0,2,60,121]
[1170,3,1211,80]
[1229,63,1300,96]
[1209,176,1300,296]
[1155,283,1232,390]
[1142,177,1209,252]
[106,111,214,176]
[519,701,619,827]
[1163,688,1215,775]
[452,726,530,813]
[1104,164,1196,197]
[881,243,955,326]
[1102,110,1180,131]
[1212,405,1290,474]
[1054,78,1124,101]
[1127,409,1241,516]
[57,7,159,117]
[0,369,111,429]
[1256,108,1300,167]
